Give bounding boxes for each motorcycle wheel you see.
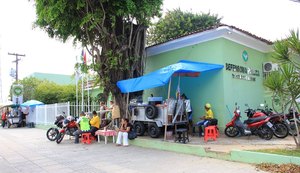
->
[289,120,300,136]
[259,126,273,140]
[46,128,59,141]
[56,132,65,144]
[273,122,288,138]
[224,126,239,137]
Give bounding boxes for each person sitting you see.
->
[74,111,90,144]
[116,118,132,146]
[196,103,214,137]
[89,110,100,136]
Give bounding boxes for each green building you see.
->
[30,72,75,85]
[144,25,274,129]
[30,72,102,102]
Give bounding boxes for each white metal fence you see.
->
[27,102,100,125]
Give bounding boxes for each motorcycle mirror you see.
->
[245,103,248,107]
[235,102,237,106]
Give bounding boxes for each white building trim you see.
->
[146,26,272,57]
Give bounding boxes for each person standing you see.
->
[110,101,121,128]
[181,94,193,134]
[99,101,108,119]
[196,103,214,137]
[1,110,7,128]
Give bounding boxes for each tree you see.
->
[147,8,221,46]
[14,77,76,104]
[264,30,300,148]
[18,77,41,101]
[34,0,163,116]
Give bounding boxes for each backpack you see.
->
[128,130,137,140]
[208,118,218,126]
[128,124,137,140]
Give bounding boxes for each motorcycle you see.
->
[46,114,65,141]
[245,104,289,139]
[224,103,274,140]
[285,108,300,136]
[56,116,78,144]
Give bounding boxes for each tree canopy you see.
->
[147,8,222,46]
[15,77,76,104]
[34,0,163,115]
[264,30,300,147]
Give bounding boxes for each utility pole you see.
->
[8,53,25,83]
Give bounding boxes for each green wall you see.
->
[145,38,270,129]
[221,39,268,125]
[145,39,225,127]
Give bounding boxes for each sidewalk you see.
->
[136,133,295,153]
[0,128,265,173]
[187,133,295,153]
[130,133,300,165]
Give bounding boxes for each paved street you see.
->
[0,128,266,173]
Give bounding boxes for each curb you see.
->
[231,150,300,165]
[130,138,300,166]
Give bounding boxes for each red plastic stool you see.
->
[82,133,93,144]
[204,126,217,142]
[214,126,220,138]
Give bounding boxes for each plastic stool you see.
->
[215,126,220,138]
[204,126,217,142]
[82,133,94,144]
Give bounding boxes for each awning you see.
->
[117,60,224,93]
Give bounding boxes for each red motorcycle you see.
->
[46,114,65,141]
[56,116,78,144]
[224,103,274,140]
[246,104,289,138]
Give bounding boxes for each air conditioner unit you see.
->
[263,62,279,72]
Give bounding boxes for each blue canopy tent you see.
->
[117,60,223,140]
[21,100,44,107]
[117,60,224,93]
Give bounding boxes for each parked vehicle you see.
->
[46,114,65,141]
[131,97,187,138]
[245,104,288,139]
[285,108,300,136]
[224,103,274,140]
[56,116,78,144]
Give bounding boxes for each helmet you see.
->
[66,115,74,121]
[205,103,211,109]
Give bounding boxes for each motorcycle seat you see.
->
[269,114,282,118]
[244,116,268,124]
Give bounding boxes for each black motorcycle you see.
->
[46,114,65,141]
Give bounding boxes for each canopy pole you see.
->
[165,78,172,141]
[167,78,172,99]
[126,93,129,118]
